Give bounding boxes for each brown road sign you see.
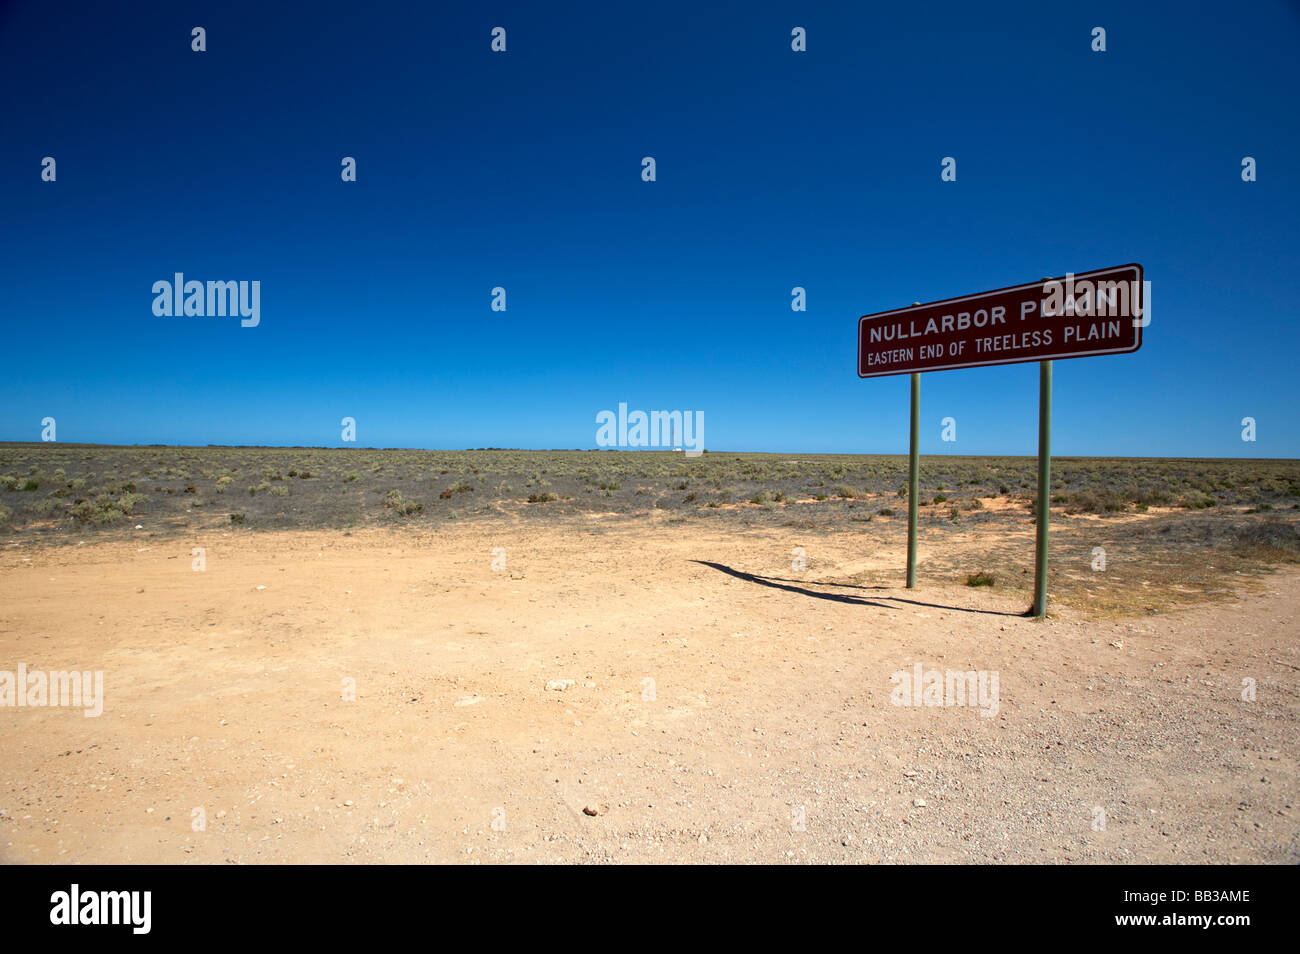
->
[857,263,1144,378]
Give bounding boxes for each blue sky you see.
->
[1,0,1296,456]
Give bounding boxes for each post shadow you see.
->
[692,561,1023,618]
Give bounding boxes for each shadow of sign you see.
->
[692,561,1023,618]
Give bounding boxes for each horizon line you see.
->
[0,441,1293,463]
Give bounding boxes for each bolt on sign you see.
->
[857,264,1144,378]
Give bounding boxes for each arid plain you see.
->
[1,446,1297,863]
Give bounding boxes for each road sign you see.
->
[860,263,1147,617]
[858,264,1144,378]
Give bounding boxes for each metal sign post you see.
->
[907,371,919,588]
[1031,360,1052,617]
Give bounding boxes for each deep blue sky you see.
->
[2,1,1297,456]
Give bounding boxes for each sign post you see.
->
[907,371,919,588]
[857,264,1144,616]
[1032,360,1051,617]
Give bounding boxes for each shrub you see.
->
[230,513,245,524]
[1231,519,1300,562]
[527,492,557,503]
[70,501,110,525]
[966,572,995,587]
[383,490,423,515]
[1061,488,1127,514]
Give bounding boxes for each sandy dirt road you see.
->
[2,518,1297,864]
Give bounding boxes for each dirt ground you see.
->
[1,514,1297,864]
